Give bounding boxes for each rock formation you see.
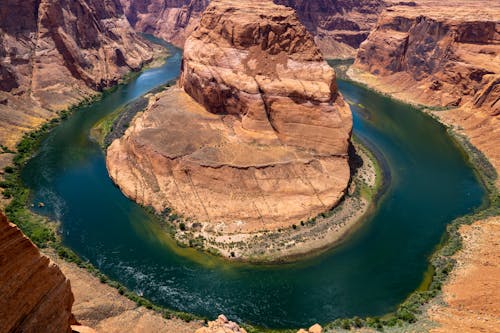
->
[0,0,155,149]
[120,0,385,58]
[0,212,74,333]
[350,0,500,185]
[195,315,247,333]
[107,0,352,235]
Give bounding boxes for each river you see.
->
[21,40,486,328]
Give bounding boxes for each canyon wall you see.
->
[120,0,385,58]
[0,212,74,333]
[107,0,352,235]
[0,0,155,149]
[350,0,500,185]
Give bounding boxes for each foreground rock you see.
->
[350,0,500,185]
[195,315,247,333]
[0,0,155,149]
[107,0,352,253]
[0,212,74,333]
[121,0,385,58]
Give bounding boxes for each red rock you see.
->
[0,212,74,333]
[350,0,500,187]
[0,0,155,149]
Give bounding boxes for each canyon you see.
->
[350,0,500,186]
[0,0,498,332]
[120,0,385,58]
[107,0,353,251]
[0,0,156,150]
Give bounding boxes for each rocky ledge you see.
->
[107,0,352,253]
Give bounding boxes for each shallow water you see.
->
[22,41,486,328]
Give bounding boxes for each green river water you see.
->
[21,41,486,328]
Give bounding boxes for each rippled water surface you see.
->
[22,41,486,328]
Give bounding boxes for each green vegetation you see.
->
[90,107,125,146]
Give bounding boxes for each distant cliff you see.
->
[0,0,155,149]
[120,0,385,58]
[0,212,74,333]
[350,0,499,186]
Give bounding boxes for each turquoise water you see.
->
[22,43,486,328]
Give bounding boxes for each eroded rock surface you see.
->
[120,0,385,58]
[107,0,352,235]
[0,212,74,333]
[350,0,500,185]
[0,0,155,148]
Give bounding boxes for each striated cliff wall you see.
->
[0,0,155,149]
[107,0,352,238]
[120,0,385,58]
[0,212,74,333]
[350,0,500,185]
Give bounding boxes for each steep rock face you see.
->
[276,0,386,58]
[121,0,210,47]
[0,212,74,333]
[351,0,500,185]
[120,0,385,58]
[107,0,352,234]
[354,1,500,110]
[0,0,155,149]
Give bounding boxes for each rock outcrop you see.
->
[195,315,247,333]
[120,0,385,58]
[350,0,500,185]
[0,0,155,149]
[107,0,352,235]
[0,212,74,333]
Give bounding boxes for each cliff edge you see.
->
[0,212,74,333]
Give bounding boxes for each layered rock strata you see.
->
[0,0,155,149]
[120,0,385,58]
[107,0,352,235]
[0,212,74,333]
[350,0,500,185]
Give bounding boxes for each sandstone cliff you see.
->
[120,0,385,58]
[0,212,74,333]
[350,0,500,185]
[107,0,352,236]
[0,0,155,149]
